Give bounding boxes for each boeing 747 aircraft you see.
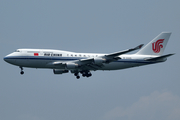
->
[4,32,174,79]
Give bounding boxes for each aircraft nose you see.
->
[3,54,14,64]
[4,56,10,62]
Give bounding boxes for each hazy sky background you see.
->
[0,0,180,120]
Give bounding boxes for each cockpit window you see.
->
[15,50,20,52]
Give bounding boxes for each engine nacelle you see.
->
[53,69,69,74]
[93,58,106,64]
[66,63,78,69]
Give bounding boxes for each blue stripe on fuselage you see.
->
[3,56,158,64]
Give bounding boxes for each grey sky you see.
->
[0,0,180,120]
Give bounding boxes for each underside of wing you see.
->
[52,58,104,71]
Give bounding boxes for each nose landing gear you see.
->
[20,67,24,75]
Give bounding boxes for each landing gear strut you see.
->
[20,67,24,75]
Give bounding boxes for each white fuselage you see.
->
[4,49,161,71]
[3,32,172,79]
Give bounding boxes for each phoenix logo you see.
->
[152,39,164,53]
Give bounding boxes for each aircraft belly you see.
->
[9,59,30,67]
[27,60,50,68]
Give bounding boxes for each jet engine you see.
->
[93,58,106,64]
[66,63,78,69]
[53,69,69,74]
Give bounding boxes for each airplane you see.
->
[4,32,174,79]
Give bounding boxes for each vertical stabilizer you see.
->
[136,32,171,56]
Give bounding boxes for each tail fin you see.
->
[136,32,171,56]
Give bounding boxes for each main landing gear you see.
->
[20,67,24,75]
[74,71,92,79]
[74,73,80,79]
[81,71,92,78]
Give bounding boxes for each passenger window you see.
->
[44,53,50,56]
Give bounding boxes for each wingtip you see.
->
[139,44,144,49]
[133,44,144,50]
[135,44,144,49]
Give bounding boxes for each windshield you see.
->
[15,49,20,52]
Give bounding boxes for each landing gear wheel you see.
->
[76,76,80,79]
[88,73,92,77]
[20,71,24,75]
[74,73,78,76]
[81,71,92,78]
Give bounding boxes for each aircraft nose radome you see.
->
[4,54,12,63]
[3,56,15,65]
[4,56,9,62]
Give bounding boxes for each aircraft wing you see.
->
[52,58,102,71]
[101,44,144,63]
[76,58,104,70]
[53,61,64,65]
[78,58,94,65]
[104,44,144,58]
[52,44,143,70]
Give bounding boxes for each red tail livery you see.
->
[152,39,164,53]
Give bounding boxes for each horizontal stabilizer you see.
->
[145,53,175,61]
